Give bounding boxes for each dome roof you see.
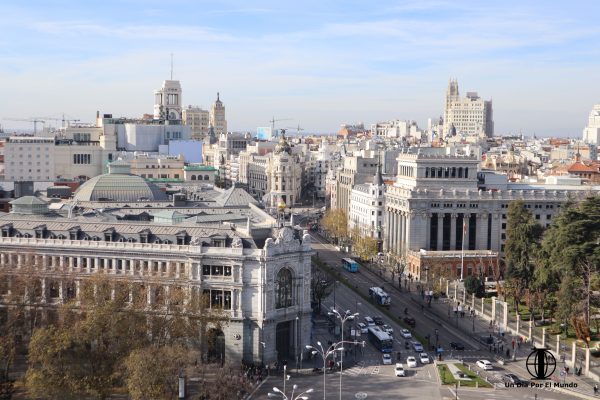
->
[74,162,168,202]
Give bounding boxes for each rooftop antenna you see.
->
[170,52,173,80]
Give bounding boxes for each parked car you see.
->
[357,322,368,334]
[382,324,394,335]
[403,317,416,327]
[406,356,418,368]
[412,341,424,352]
[373,316,384,326]
[476,360,493,370]
[382,354,392,365]
[419,353,430,364]
[395,363,406,377]
[450,342,465,350]
[503,374,524,385]
[400,329,412,339]
[364,316,375,327]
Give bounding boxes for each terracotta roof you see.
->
[568,162,599,173]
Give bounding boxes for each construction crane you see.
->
[269,117,293,135]
[40,115,81,128]
[285,124,305,136]
[1,117,46,134]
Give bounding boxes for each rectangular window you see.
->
[202,265,211,275]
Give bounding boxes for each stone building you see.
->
[349,164,385,249]
[444,79,493,138]
[0,169,313,366]
[383,149,599,281]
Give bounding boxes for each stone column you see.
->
[464,214,471,250]
[41,278,47,303]
[425,213,431,250]
[42,255,48,270]
[556,335,560,355]
[437,213,444,251]
[87,257,92,273]
[383,208,390,252]
[585,347,591,375]
[77,256,82,271]
[541,327,546,348]
[476,214,488,249]
[503,301,508,332]
[471,293,475,311]
[454,282,458,300]
[450,214,457,250]
[95,257,100,271]
[58,280,64,303]
[405,212,412,249]
[529,320,533,345]
[399,212,405,253]
[75,280,81,303]
[516,314,520,335]
[481,297,485,315]
[491,296,496,323]
[446,279,449,297]
[571,341,577,369]
[113,258,118,274]
[146,284,152,307]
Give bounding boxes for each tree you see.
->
[322,209,348,244]
[555,274,581,338]
[464,275,484,297]
[351,228,379,262]
[125,344,194,400]
[504,200,543,297]
[540,196,600,329]
[311,268,334,313]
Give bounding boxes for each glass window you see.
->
[212,265,223,275]
[224,266,232,276]
[203,265,211,275]
[275,268,293,309]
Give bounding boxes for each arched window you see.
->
[464,167,469,178]
[204,175,209,180]
[444,167,449,178]
[438,167,443,177]
[191,175,197,181]
[451,167,456,178]
[425,167,429,178]
[275,268,293,309]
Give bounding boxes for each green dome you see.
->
[74,162,168,202]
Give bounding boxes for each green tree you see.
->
[504,200,543,312]
[464,275,484,297]
[555,274,581,338]
[540,196,600,326]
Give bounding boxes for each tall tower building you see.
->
[583,104,600,145]
[443,79,493,138]
[210,92,227,135]
[153,80,182,121]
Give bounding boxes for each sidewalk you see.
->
[358,262,599,398]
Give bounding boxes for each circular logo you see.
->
[355,392,368,399]
[526,348,556,380]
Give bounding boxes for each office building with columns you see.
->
[0,165,313,366]
[383,149,599,281]
[349,164,385,249]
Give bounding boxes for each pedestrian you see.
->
[594,384,598,395]
[506,349,510,358]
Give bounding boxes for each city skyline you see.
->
[1,0,600,136]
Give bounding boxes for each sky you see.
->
[1,0,599,136]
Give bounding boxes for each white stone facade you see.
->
[154,80,183,121]
[583,104,600,145]
[444,79,493,137]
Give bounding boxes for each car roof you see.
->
[396,363,403,367]
[383,354,391,357]
[478,359,491,363]
[407,356,416,359]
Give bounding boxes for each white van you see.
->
[364,316,375,327]
[357,322,368,334]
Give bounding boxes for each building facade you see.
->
[210,93,227,136]
[349,164,385,248]
[183,106,210,140]
[0,186,313,366]
[154,80,183,121]
[383,150,599,281]
[583,104,600,146]
[444,79,494,138]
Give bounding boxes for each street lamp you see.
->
[260,341,266,369]
[306,340,364,400]
[269,385,315,400]
[328,309,359,400]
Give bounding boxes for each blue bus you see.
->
[369,287,391,307]
[342,258,359,273]
[368,326,394,353]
